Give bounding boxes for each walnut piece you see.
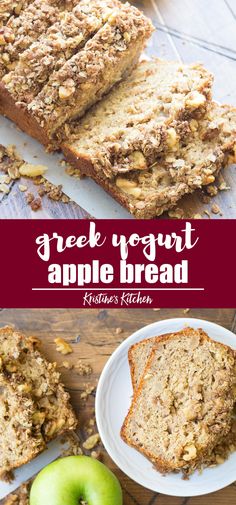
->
[19,163,47,178]
[83,433,100,450]
[182,444,197,461]
[54,338,73,355]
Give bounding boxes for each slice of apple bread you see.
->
[121,327,236,474]
[62,58,213,178]
[0,326,77,479]
[71,102,235,219]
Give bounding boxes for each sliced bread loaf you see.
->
[74,103,235,219]
[0,326,77,478]
[0,1,153,146]
[121,327,236,473]
[62,58,213,177]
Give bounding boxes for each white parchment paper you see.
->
[0,438,70,499]
[0,116,132,219]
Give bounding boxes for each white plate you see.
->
[96,318,236,497]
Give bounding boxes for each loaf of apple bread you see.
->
[0,0,153,146]
[0,326,77,479]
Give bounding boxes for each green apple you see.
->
[29,455,123,505]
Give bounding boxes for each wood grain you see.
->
[0,308,235,504]
[0,0,235,219]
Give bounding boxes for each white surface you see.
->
[0,437,70,499]
[0,116,132,219]
[96,318,236,497]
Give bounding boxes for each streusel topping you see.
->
[2,0,116,101]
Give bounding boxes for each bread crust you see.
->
[121,327,236,474]
[128,333,171,390]
[0,83,51,146]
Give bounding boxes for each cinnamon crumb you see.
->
[30,197,42,211]
[75,360,92,376]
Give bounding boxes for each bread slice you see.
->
[62,58,213,178]
[0,1,153,146]
[129,335,159,389]
[66,102,235,219]
[121,328,236,473]
[0,375,45,481]
[0,326,77,478]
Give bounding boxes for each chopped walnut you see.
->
[83,433,100,450]
[30,197,42,211]
[54,338,73,355]
[182,444,197,461]
[168,208,184,219]
[18,184,28,192]
[211,203,221,214]
[115,327,123,335]
[91,450,103,460]
[206,184,218,196]
[80,385,95,400]
[62,361,74,370]
[19,163,47,178]
[218,182,230,191]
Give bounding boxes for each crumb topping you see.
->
[2,0,116,100]
[0,0,64,78]
[24,3,153,136]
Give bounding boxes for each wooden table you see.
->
[0,0,235,219]
[0,308,236,504]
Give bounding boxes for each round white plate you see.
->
[96,318,236,497]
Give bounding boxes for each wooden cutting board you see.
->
[0,308,235,504]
